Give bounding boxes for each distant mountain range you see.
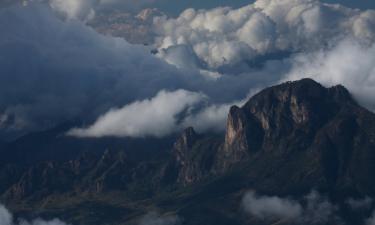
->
[1,79,375,225]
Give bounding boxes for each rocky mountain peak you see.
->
[223,78,358,160]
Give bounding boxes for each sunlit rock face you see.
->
[223,106,263,163]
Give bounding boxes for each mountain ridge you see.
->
[1,78,375,225]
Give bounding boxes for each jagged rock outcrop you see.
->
[168,127,220,185]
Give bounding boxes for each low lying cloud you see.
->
[68,89,250,138]
[68,90,206,138]
[242,190,341,224]
[0,204,68,225]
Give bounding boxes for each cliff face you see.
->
[222,105,263,164]
[220,79,357,162]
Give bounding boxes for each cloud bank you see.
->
[153,0,375,73]
[2,0,375,138]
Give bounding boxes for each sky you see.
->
[1,0,375,139]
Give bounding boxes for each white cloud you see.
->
[153,0,375,73]
[68,90,207,138]
[181,103,232,132]
[0,204,68,225]
[68,89,253,138]
[182,97,248,133]
[284,38,375,110]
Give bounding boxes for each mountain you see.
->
[1,78,375,225]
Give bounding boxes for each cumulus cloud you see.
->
[153,0,375,73]
[242,191,341,224]
[138,212,181,225]
[0,204,68,225]
[68,90,206,138]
